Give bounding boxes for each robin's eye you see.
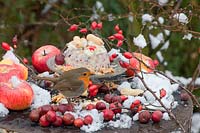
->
[83,73,87,76]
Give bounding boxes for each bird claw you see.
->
[52,93,65,103]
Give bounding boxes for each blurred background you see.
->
[0,0,199,78]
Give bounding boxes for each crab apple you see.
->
[123,52,133,59]
[39,115,50,127]
[58,104,74,114]
[102,109,114,121]
[55,54,65,65]
[63,113,75,125]
[39,104,53,116]
[51,104,58,111]
[52,116,63,127]
[111,96,122,103]
[104,94,113,103]
[32,45,61,73]
[29,109,40,122]
[0,76,33,110]
[96,102,106,110]
[46,110,56,123]
[109,103,122,114]
[151,110,163,123]
[74,118,84,128]
[139,111,151,124]
[98,85,110,93]
[84,115,93,125]
[85,104,96,110]
[180,92,189,101]
[68,24,78,31]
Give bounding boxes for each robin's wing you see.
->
[54,79,84,98]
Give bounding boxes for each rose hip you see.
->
[63,113,75,125]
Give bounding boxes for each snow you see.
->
[109,114,132,129]
[95,1,104,12]
[156,51,164,62]
[183,33,192,40]
[133,34,147,49]
[173,13,188,24]
[0,103,9,117]
[10,76,21,88]
[142,14,154,25]
[107,14,115,21]
[3,50,20,64]
[149,33,164,49]
[108,48,129,63]
[158,17,164,24]
[162,112,170,120]
[191,113,200,133]
[132,113,139,121]
[128,12,133,22]
[161,40,170,50]
[29,83,51,109]
[158,0,168,6]
[117,81,131,91]
[164,30,170,36]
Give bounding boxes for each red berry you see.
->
[46,110,56,123]
[130,103,135,111]
[133,100,141,106]
[52,105,58,111]
[160,88,167,98]
[114,33,124,40]
[111,96,122,103]
[111,53,118,58]
[104,94,113,103]
[118,30,123,34]
[83,115,93,125]
[52,116,63,127]
[39,105,53,116]
[109,103,122,114]
[97,22,102,29]
[55,54,65,65]
[102,109,114,121]
[63,113,75,125]
[120,95,128,102]
[58,104,74,114]
[98,85,110,93]
[91,21,97,30]
[23,58,28,64]
[85,104,96,110]
[114,24,120,32]
[153,59,159,66]
[79,28,88,34]
[89,89,98,97]
[68,24,78,31]
[151,110,163,123]
[74,118,84,128]
[123,52,133,59]
[109,56,114,62]
[129,58,139,69]
[29,109,40,122]
[139,111,151,124]
[137,105,143,112]
[119,60,129,68]
[88,80,93,87]
[1,42,11,51]
[108,35,115,41]
[96,102,106,110]
[126,68,135,77]
[88,84,99,92]
[39,115,50,127]
[117,40,123,47]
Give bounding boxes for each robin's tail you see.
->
[33,76,59,83]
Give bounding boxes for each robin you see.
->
[34,67,92,102]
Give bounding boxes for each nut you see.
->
[86,34,104,45]
[120,88,144,96]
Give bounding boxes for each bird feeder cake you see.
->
[62,34,114,75]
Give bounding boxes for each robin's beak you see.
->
[89,71,95,76]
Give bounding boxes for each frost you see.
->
[192,113,200,133]
[133,34,147,48]
[158,0,168,6]
[183,33,192,40]
[30,83,51,109]
[156,51,164,62]
[0,103,9,117]
[173,13,188,24]
[3,50,20,64]
[142,14,154,25]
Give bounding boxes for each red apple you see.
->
[0,76,33,110]
[32,45,61,73]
